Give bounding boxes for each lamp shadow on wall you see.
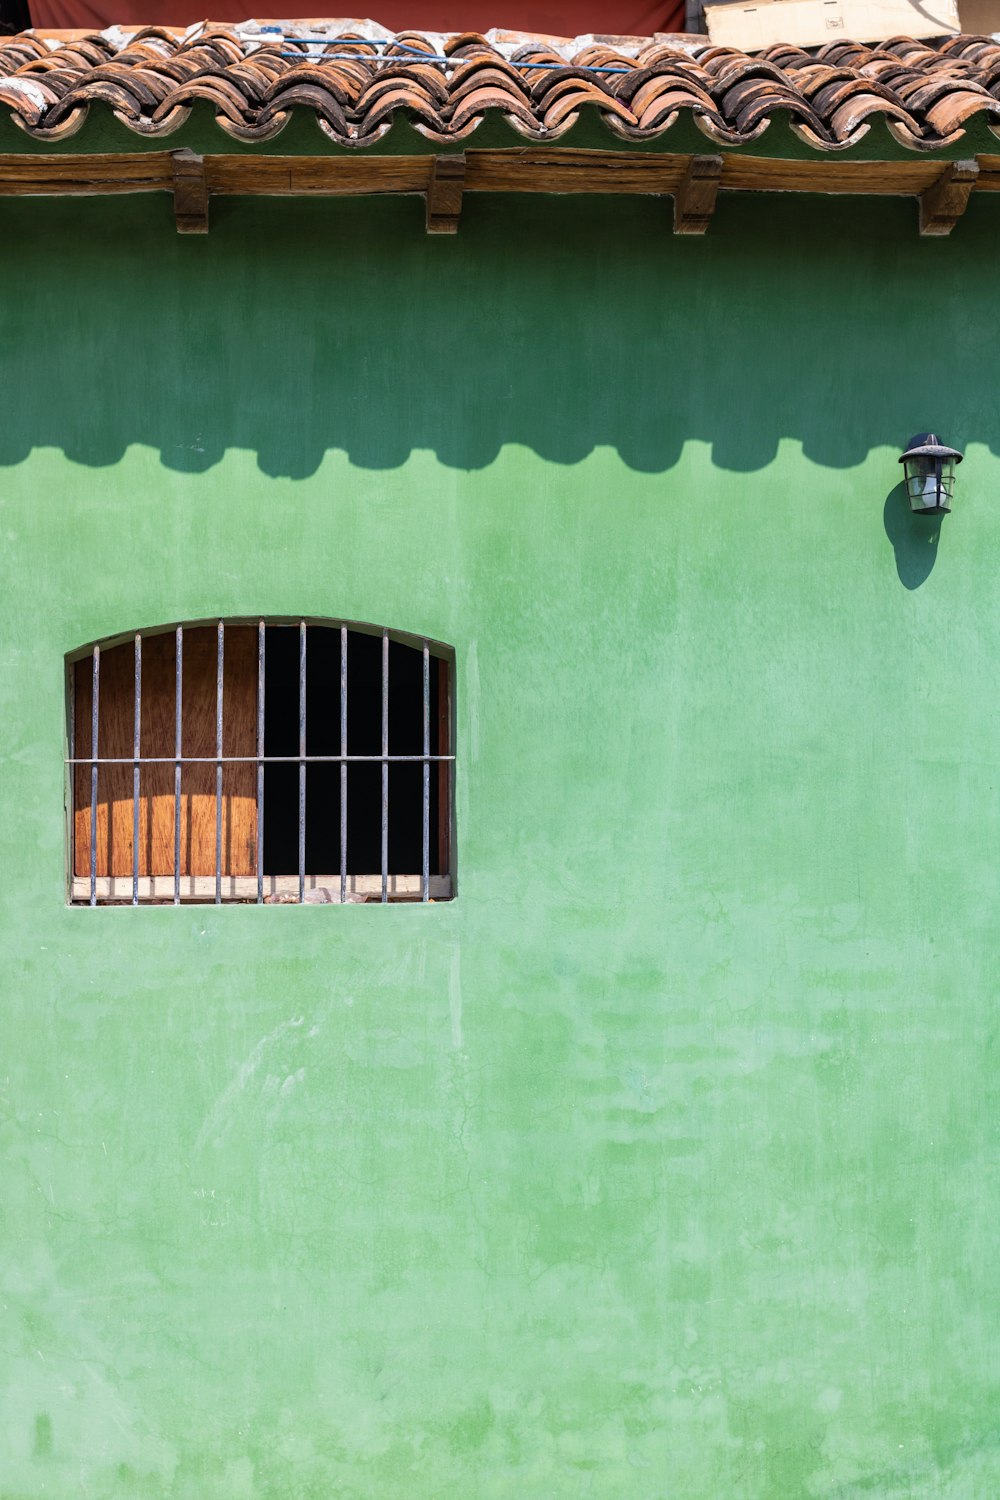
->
[882,481,940,590]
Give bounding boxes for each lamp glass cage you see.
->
[899,434,963,516]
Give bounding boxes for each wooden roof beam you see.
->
[172,148,209,233]
[0,148,994,235]
[674,154,723,235]
[919,158,978,237]
[426,153,465,234]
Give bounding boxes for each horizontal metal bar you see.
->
[67,754,455,764]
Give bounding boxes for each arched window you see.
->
[67,620,454,905]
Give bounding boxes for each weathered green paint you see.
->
[2,190,1000,1499]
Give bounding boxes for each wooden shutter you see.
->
[73,627,257,878]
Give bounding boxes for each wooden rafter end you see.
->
[919,159,979,237]
[426,153,466,234]
[674,154,723,235]
[171,147,209,233]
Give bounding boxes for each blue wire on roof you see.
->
[257,29,637,74]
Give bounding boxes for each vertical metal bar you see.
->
[298,619,306,904]
[215,620,224,905]
[89,645,99,907]
[437,659,451,880]
[381,628,389,904]
[67,658,75,903]
[132,632,141,907]
[422,642,430,903]
[174,626,183,905]
[257,619,265,905]
[340,624,347,905]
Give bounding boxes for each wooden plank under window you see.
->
[73,627,257,878]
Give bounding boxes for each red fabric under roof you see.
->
[27,2,686,33]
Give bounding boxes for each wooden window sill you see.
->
[71,874,453,904]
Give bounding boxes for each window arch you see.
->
[67,619,454,905]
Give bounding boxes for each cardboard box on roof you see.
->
[704,0,960,51]
[957,0,1000,33]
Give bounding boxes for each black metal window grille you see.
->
[66,619,454,905]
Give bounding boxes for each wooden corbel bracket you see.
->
[426,153,466,234]
[171,148,209,234]
[674,154,723,235]
[919,158,979,237]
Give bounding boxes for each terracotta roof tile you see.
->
[1,22,1000,150]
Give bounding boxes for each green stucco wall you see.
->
[2,187,1000,1499]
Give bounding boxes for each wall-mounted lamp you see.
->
[899,433,963,516]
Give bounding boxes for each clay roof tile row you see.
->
[1,23,999,149]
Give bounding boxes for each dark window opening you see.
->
[262,625,444,878]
